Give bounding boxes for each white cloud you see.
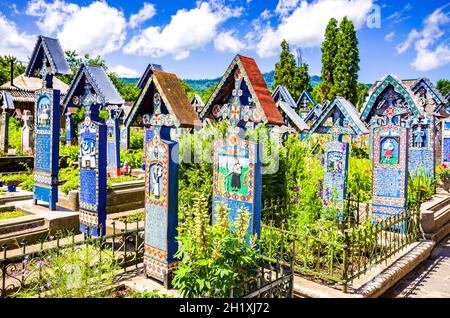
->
[396,5,450,71]
[384,31,395,42]
[123,1,242,60]
[0,13,35,60]
[25,0,127,56]
[214,30,246,53]
[129,2,156,29]
[260,9,272,20]
[275,0,300,17]
[110,65,140,78]
[59,2,126,56]
[255,0,374,58]
[387,3,412,24]
[26,0,79,34]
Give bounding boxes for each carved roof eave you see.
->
[360,74,423,123]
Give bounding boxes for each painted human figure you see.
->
[231,158,242,191]
[151,164,163,198]
[414,125,425,148]
[80,140,96,168]
[383,139,394,161]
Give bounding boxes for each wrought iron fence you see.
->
[259,202,421,292]
[234,252,294,298]
[0,221,144,298]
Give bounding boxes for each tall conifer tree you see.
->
[331,17,360,105]
[274,39,297,94]
[293,63,313,101]
[321,18,339,98]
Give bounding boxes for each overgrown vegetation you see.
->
[173,195,258,297]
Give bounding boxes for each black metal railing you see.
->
[259,202,421,292]
[0,221,144,298]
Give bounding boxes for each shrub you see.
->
[121,149,143,169]
[17,243,118,298]
[173,195,258,297]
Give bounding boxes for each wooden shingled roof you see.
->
[153,70,199,127]
[125,69,199,128]
[201,54,284,126]
[238,55,284,125]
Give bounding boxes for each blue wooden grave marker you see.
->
[76,81,107,236]
[65,112,74,145]
[25,36,70,210]
[309,97,368,216]
[442,118,450,164]
[106,105,121,178]
[371,98,409,223]
[210,65,264,238]
[136,69,198,287]
[408,115,435,179]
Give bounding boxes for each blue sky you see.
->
[0,0,449,84]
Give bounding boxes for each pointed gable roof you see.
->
[201,54,284,125]
[310,97,369,136]
[137,63,163,90]
[296,90,316,109]
[190,94,204,107]
[63,63,124,109]
[125,70,199,128]
[277,100,309,131]
[25,35,70,77]
[360,74,422,123]
[410,78,448,112]
[272,85,297,109]
[304,103,323,125]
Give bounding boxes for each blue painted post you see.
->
[106,106,121,178]
[323,134,349,218]
[120,119,130,151]
[65,112,74,146]
[142,125,153,170]
[143,124,178,288]
[408,115,435,179]
[442,118,450,164]
[77,83,107,237]
[372,124,409,222]
[33,84,60,211]
[211,69,262,239]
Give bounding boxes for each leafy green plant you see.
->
[129,127,144,150]
[408,169,434,205]
[173,195,258,297]
[60,144,79,167]
[127,289,173,298]
[121,149,143,169]
[17,243,118,298]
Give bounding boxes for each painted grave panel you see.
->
[33,89,60,210]
[106,115,120,178]
[212,133,261,237]
[408,116,435,178]
[442,119,450,164]
[143,126,178,287]
[372,125,408,221]
[324,141,349,209]
[78,118,107,236]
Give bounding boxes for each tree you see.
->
[321,18,339,98]
[274,39,297,95]
[311,81,332,105]
[292,63,313,101]
[356,82,369,110]
[201,85,217,105]
[437,79,450,97]
[330,17,360,104]
[0,55,26,86]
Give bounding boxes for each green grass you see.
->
[0,210,29,220]
[116,210,144,223]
